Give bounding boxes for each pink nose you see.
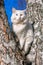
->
[17,17,21,20]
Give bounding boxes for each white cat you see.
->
[11,8,33,56]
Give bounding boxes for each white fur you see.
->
[11,9,33,55]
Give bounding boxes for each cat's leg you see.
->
[20,29,33,65]
[23,29,33,55]
[19,37,25,50]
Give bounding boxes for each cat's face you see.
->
[11,8,26,24]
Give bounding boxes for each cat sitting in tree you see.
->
[11,8,33,59]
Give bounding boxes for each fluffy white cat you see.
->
[11,8,33,57]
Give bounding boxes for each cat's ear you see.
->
[12,8,16,13]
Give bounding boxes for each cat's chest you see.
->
[12,24,26,33]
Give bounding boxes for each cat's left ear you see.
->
[12,8,16,13]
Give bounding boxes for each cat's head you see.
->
[11,8,27,24]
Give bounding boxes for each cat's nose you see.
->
[18,17,21,20]
[16,16,20,20]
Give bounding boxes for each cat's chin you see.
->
[12,20,20,24]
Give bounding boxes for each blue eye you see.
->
[16,14,18,16]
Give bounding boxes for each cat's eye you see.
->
[16,14,18,16]
[20,14,22,16]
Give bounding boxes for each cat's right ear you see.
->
[12,8,16,13]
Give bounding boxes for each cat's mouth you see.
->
[13,18,26,24]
